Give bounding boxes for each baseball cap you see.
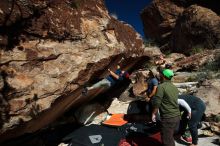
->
[162,69,174,79]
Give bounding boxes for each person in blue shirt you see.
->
[139,69,159,116]
[145,69,159,101]
[82,65,129,96]
[139,68,159,102]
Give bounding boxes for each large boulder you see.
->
[0,0,160,141]
[141,0,220,53]
[171,5,220,54]
[172,0,220,15]
[140,0,184,49]
[196,79,220,116]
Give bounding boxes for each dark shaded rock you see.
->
[171,5,220,54]
[141,0,184,48]
[141,0,220,53]
[172,0,220,15]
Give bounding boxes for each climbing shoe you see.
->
[180,132,192,144]
[82,87,88,96]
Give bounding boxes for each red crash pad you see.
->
[119,132,162,146]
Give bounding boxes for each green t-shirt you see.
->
[153,80,180,118]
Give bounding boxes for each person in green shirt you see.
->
[152,69,180,146]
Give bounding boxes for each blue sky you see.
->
[105,0,152,39]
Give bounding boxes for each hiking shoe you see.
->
[180,135,192,144]
[82,87,88,96]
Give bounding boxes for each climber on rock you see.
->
[82,64,129,96]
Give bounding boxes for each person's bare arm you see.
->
[144,85,158,102]
[108,69,119,79]
[148,86,157,98]
[152,107,159,122]
[151,85,163,122]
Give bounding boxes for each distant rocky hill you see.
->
[141,0,220,54]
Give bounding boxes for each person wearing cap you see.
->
[151,69,180,146]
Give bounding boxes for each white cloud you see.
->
[110,13,118,19]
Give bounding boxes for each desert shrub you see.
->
[190,46,203,55]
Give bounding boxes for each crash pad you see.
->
[64,124,124,146]
[64,123,161,146]
[102,113,128,126]
[119,132,162,146]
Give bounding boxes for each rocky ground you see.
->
[1,0,220,144]
[175,134,219,146]
[75,94,220,146]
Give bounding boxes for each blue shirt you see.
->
[147,77,158,94]
[106,69,124,86]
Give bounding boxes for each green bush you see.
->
[200,58,220,72]
[190,47,203,55]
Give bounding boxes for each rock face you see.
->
[174,49,220,71]
[196,79,220,116]
[130,70,149,97]
[140,0,184,48]
[141,0,220,53]
[0,0,155,141]
[171,5,220,54]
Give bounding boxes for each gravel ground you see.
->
[175,134,219,146]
